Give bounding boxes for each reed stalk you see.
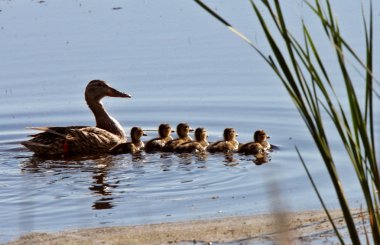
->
[194,0,379,243]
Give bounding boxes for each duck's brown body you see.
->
[24,126,123,155]
[21,80,131,156]
[109,127,146,154]
[207,128,239,153]
[175,128,209,153]
[238,130,271,155]
[162,123,192,152]
[144,124,173,153]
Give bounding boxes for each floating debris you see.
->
[112,7,123,10]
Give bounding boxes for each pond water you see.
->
[0,0,379,243]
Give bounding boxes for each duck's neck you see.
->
[87,99,126,140]
[132,139,144,150]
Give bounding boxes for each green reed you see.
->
[194,0,379,244]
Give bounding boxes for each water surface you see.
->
[0,0,378,243]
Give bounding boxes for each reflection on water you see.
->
[88,159,115,210]
[21,155,119,211]
[18,150,272,216]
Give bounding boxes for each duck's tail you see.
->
[21,141,49,153]
[22,127,68,155]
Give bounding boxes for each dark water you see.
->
[0,0,378,243]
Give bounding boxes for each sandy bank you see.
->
[8,210,367,245]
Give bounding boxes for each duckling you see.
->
[175,127,209,153]
[207,128,239,153]
[144,123,173,153]
[162,123,193,152]
[238,129,271,155]
[109,127,146,154]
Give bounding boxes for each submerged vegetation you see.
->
[195,0,379,244]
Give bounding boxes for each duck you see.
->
[175,127,209,153]
[21,80,131,155]
[144,123,173,153]
[238,130,271,155]
[109,127,146,154]
[162,123,193,152]
[207,128,239,153]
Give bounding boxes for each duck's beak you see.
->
[107,86,131,98]
[143,132,148,136]
[189,128,194,132]
[266,135,270,139]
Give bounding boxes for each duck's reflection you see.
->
[20,154,119,210]
[253,153,271,165]
[88,157,116,210]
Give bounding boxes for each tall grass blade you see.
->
[296,146,345,243]
[195,0,379,243]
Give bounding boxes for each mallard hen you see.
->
[21,80,131,155]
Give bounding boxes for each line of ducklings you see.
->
[109,123,271,156]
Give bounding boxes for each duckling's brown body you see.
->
[110,127,146,154]
[175,128,209,153]
[22,80,131,155]
[238,130,271,155]
[207,128,239,153]
[144,124,173,153]
[162,123,192,152]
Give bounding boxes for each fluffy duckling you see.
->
[238,130,271,155]
[207,128,239,153]
[144,123,173,153]
[109,127,146,154]
[175,127,209,153]
[162,123,193,152]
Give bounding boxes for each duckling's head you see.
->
[176,123,190,138]
[254,130,270,143]
[194,128,208,142]
[223,128,238,141]
[130,127,145,141]
[158,123,172,138]
[85,80,131,102]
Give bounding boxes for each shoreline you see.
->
[7,209,368,245]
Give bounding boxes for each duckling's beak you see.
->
[107,86,131,98]
[171,130,176,133]
[266,135,270,139]
[189,128,194,132]
[143,132,148,136]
